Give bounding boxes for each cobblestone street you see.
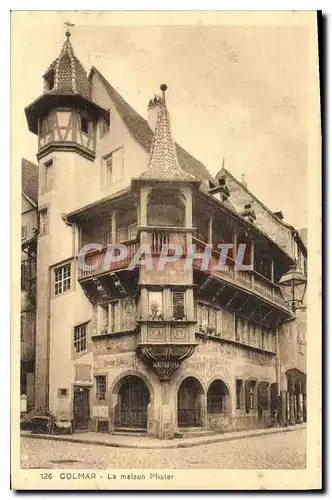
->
[21,428,306,470]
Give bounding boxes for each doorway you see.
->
[177,377,203,427]
[73,386,90,430]
[115,376,150,429]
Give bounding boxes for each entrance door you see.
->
[116,376,149,429]
[178,377,202,427]
[73,386,90,430]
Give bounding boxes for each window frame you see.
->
[236,379,244,410]
[148,290,164,320]
[94,374,107,404]
[54,262,72,297]
[117,227,127,243]
[172,290,186,321]
[128,223,138,241]
[249,380,257,410]
[73,322,88,355]
[103,148,124,188]
[43,159,54,192]
[39,207,49,235]
[80,114,90,135]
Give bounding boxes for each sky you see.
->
[12,12,312,229]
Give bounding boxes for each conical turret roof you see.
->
[43,32,92,99]
[139,85,197,182]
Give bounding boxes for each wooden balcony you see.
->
[78,239,139,280]
[192,237,288,311]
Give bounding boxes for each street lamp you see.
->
[278,265,307,313]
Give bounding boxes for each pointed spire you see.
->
[139,85,196,182]
[43,27,92,99]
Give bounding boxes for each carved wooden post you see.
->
[111,211,117,244]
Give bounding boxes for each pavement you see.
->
[21,423,306,449]
[21,427,306,469]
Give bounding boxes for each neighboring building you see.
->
[21,158,38,412]
[23,30,307,437]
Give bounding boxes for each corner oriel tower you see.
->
[25,29,109,412]
[25,29,108,162]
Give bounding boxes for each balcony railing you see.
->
[78,239,139,279]
[192,237,287,310]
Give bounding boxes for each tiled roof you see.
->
[139,90,196,182]
[22,158,39,205]
[91,67,213,181]
[44,34,92,100]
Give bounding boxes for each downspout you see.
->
[46,267,51,412]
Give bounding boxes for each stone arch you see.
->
[174,371,206,395]
[206,379,231,414]
[109,370,155,432]
[110,369,154,398]
[177,375,205,428]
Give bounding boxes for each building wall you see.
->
[34,73,151,410]
[21,194,38,410]
[21,195,37,261]
[92,71,150,195]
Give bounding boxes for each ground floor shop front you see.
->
[49,338,306,439]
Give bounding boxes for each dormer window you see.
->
[44,70,55,91]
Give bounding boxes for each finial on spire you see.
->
[160,84,168,102]
[64,21,75,38]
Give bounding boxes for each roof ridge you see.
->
[221,166,295,230]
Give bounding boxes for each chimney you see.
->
[148,94,162,132]
[273,210,284,220]
[241,173,247,188]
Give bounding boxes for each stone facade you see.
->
[24,32,307,437]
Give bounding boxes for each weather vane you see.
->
[64,21,75,37]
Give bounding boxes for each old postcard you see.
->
[11,10,321,490]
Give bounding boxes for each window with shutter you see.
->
[236,379,243,410]
[258,382,269,410]
[245,380,250,413]
[172,291,185,320]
